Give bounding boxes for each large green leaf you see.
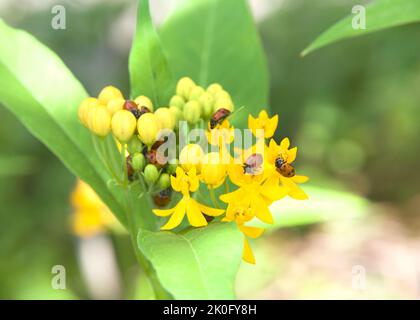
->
[0,19,127,225]
[129,0,173,106]
[137,222,243,299]
[302,0,420,56]
[159,0,269,126]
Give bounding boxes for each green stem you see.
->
[209,188,220,209]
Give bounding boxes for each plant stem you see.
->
[209,188,220,209]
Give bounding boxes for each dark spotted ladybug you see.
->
[275,157,295,178]
[153,188,172,207]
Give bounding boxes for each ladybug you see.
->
[124,100,151,119]
[153,188,172,207]
[210,108,231,129]
[275,157,295,178]
[243,153,263,175]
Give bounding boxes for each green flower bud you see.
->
[169,106,183,129]
[127,136,143,154]
[199,92,215,119]
[176,77,195,99]
[144,164,159,186]
[154,107,175,130]
[169,95,185,110]
[111,110,137,142]
[167,159,179,175]
[90,106,112,137]
[207,83,223,95]
[157,173,171,190]
[98,86,123,105]
[131,152,146,172]
[183,100,201,125]
[189,86,205,101]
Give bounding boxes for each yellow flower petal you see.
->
[242,237,256,264]
[239,226,264,239]
[287,147,297,163]
[280,137,290,150]
[186,199,208,227]
[251,195,273,224]
[153,207,175,217]
[265,114,278,138]
[291,175,309,184]
[198,202,225,217]
[161,199,186,230]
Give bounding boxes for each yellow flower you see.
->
[154,107,175,130]
[98,86,123,105]
[134,95,154,111]
[221,167,287,224]
[200,152,227,188]
[179,144,204,173]
[137,112,161,145]
[111,110,137,142]
[206,119,234,147]
[153,167,224,230]
[248,110,278,139]
[221,195,264,264]
[90,106,111,137]
[71,180,119,237]
[267,138,309,200]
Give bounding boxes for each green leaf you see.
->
[250,186,369,230]
[137,222,243,299]
[129,0,173,106]
[302,0,420,56]
[0,19,127,225]
[159,0,269,126]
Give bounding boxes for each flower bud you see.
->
[134,95,154,112]
[183,100,201,125]
[131,152,146,172]
[90,106,112,137]
[78,97,99,127]
[215,90,231,101]
[169,95,185,110]
[214,97,234,112]
[154,107,175,130]
[167,159,179,175]
[199,92,214,119]
[176,77,195,99]
[98,86,123,105]
[189,86,205,101]
[111,110,137,142]
[169,106,183,129]
[157,173,171,190]
[144,164,159,186]
[127,136,143,154]
[180,144,204,172]
[207,83,223,95]
[137,113,161,146]
[107,98,125,115]
[200,152,226,188]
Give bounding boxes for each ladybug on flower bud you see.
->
[210,108,231,129]
[243,153,263,175]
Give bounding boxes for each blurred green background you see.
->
[1,0,420,299]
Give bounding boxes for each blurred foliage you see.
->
[0,0,419,298]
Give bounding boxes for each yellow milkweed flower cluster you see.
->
[71,180,120,237]
[77,77,308,264]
